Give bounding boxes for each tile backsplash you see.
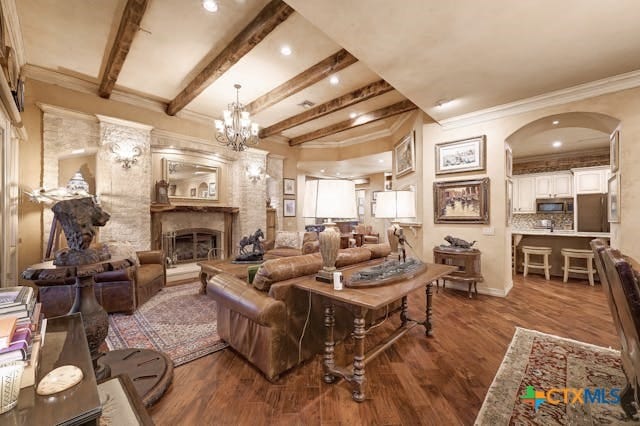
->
[512,213,574,230]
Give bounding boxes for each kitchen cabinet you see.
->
[573,166,610,194]
[534,172,573,198]
[513,175,536,213]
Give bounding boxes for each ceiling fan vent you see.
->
[298,100,315,109]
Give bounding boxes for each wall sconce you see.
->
[111,142,142,169]
[246,162,264,183]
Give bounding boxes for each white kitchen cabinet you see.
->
[534,172,573,198]
[513,176,536,213]
[573,166,610,194]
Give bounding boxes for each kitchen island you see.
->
[512,229,610,279]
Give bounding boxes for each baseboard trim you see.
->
[437,280,511,298]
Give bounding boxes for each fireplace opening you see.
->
[162,228,221,264]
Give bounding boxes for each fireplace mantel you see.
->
[150,204,239,259]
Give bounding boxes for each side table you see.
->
[433,246,484,298]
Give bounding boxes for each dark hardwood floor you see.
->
[149,274,618,425]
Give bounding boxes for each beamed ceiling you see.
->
[17,0,419,146]
[16,1,640,147]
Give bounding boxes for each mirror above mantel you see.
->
[162,158,219,201]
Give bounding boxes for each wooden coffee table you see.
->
[197,259,259,294]
[293,260,456,402]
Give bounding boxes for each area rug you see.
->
[106,282,228,366]
[475,327,635,425]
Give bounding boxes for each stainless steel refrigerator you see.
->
[577,194,610,232]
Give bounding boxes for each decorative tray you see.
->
[345,258,427,288]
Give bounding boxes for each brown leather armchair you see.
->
[591,239,640,418]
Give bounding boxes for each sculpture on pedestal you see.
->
[441,235,477,250]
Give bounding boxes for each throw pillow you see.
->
[104,241,141,266]
[274,231,301,249]
[253,253,322,291]
[335,247,372,268]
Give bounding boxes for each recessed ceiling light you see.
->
[349,112,357,119]
[552,120,560,125]
[320,169,325,173]
[280,45,292,56]
[435,99,456,109]
[329,75,339,85]
[378,159,384,163]
[552,141,562,148]
[202,0,218,12]
[336,172,341,176]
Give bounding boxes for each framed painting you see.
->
[608,173,620,223]
[435,135,486,175]
[610,130,619,173]
[433,178,490,224]
[190,188,196,197]
[506,178,513,226]
[208,182,217,198]
[394,131,415,177]
[155,180,169,204]
[283,178,296,195]
[283,199,296,217]
[505,145,513,178]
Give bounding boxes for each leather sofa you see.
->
[35,250,166,318]
[262,231,319,260]
[207,244,394,381]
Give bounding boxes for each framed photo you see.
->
[435,135,486,175]
[505,145,513,178]
[433,178,490,224]
[506,178,513,226]
[190,188,196,197]
[283,178,296,195]
[283,199,296,217]
[610,130,619,172]
[608,173,620,223]
[394,131,415,177]
[208,182,217,198]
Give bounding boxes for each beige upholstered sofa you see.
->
[207,244,394,381]
[262,231,319,259]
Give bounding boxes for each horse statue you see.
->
[235,229,265,262]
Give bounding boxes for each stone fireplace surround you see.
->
[39,104,283,259]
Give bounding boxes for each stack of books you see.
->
[0,286,42,364]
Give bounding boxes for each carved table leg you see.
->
[69,274,110,380]
[425,281,434,337]
[323,304,336,384]
[352,308,366,402]
[199,271,209,295]
[400,296,409,326]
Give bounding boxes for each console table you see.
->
[294,260,456,402]
[433,247,484,298]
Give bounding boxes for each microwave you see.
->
[536,198,573,214]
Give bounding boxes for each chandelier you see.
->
[214,84,259,152]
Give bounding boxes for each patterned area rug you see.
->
[106,282,228,366]
[475,327,635,425]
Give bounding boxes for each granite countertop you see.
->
[512,229,611,238]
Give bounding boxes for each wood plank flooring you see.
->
[149,274,618,425]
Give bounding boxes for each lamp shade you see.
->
[303,179,357,219]
[375,190,416,219]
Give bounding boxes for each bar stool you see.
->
[561,248,596,286]
[522,246,552,280]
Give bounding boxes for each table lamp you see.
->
[303,179,357,282]
[375,190,416,260]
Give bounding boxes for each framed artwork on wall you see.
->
[190,188,196,197]
[155,180,169,204]
[394,131,415,177]
[208,182,217,198]
[435,135,486,175]
[505,145,513,178]
[608,173,620,223]
[433,178,490,224]
[506,178,513,226]
[610,130,620,172]
[283,178,296,195]
[283,199,296,217]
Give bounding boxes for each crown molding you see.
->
[24,64,216,126]
[37,102,98,122]
[95,114,153,131]
[440,69,640,129]
[1,0,25,67]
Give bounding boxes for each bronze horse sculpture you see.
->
[235,229,265,262]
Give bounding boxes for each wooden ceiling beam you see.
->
[259,79,393,138]
[289,100,417,146]
[99,0,149,99]
[245,49,358,115]
[166,0,294,116]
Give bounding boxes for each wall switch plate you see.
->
[482,227,495,235]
